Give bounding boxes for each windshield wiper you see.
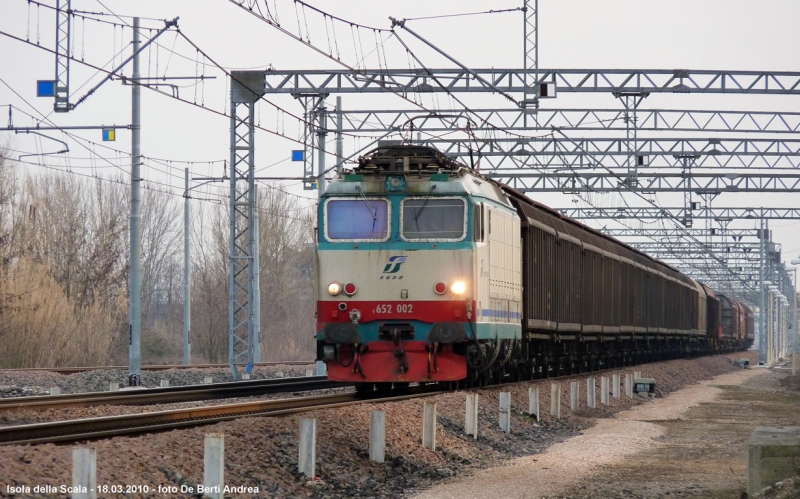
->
[355,185,378,230]
[414,185,437,227]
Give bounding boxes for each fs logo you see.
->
[383,256,407,274]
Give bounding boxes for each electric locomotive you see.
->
[315,144,518,383]
[315,144,755,386]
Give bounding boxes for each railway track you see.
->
[0,376,350,413]
[0,361,314,375]
[0,386,444,446]
[0,354,746,446]
[0,367,643,446]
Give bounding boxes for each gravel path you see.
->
[0,353,756,498]
[413,367,764,499]
[547,360,800,499]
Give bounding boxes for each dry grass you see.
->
[0,259,119,367]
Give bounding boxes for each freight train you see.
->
[315,145,754,387]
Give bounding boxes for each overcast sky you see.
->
[1,0,799,289]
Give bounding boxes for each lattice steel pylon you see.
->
[54,0,72,112]
[301,95,328,190]
[522,0,538,128]
[228,71,266,379]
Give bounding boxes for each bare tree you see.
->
[190,198,228,363]
[140,188,182,331]
[257,186,315,361]
[188,185,315,363]
[0,139,22,341]
[18,173,128,310]
[0,152,123,367]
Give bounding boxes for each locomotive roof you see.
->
[356,145,467,174]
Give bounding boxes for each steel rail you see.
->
[0,361,314,375]
[0,388,444,446]
[0,376,349,413]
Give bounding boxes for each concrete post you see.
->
[499,392,511,433]
[241,373,251,380]
[465,393,479,439]
[204,376,213,384]
[109,382,120,392]
[600,376,609,405]
[634,371,642,380]
[422,402,437,451]
[570,381,579,412]
[183,167,191,366]
[160,379,169,388]
[550,383,561,418]
[315,360,327,376]
[792,269,797,376]
[50,387,61,396]
[613,374,621,398]
[128,17,142,387]
[748,426,800,496]
[276,371,284,378]
[369,410,385,463]
[759,216,766,365]
[769,291,775,364]
[251,127,261,367]
[625,373,633,397]
[72,447,97,499]
[528,387,539,421]
[299,418,316,477]
[306,369,314,377]
[203,433,224,499]
[587,377,596,409]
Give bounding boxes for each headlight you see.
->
[328,282,342,295]
[451,281,466,295]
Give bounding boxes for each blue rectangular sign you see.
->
[102,129,115,141]
[291,150,304,161]
[37,80,56,97]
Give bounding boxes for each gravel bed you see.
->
[754,477,800,499]
[0,364,313,398]
[0,352,756,499]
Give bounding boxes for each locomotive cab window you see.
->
[473,203,484,242]
[324,197,390,241]
[401,197,466,241]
